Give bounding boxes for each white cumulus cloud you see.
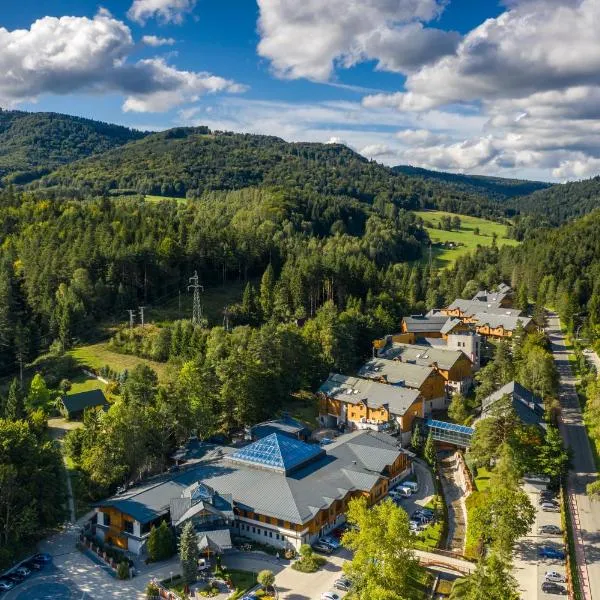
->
[0,11,245,113]
[256,0,460,81]
[128,0,196,25]
[142,35,176,46]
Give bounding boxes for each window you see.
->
[278,519,284,527]
[252,527,256,534]
[264,530,268,537]
[269,531,273,538]
[124,520,134,535]
[103,512,111,527]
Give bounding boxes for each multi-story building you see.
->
[358,358,446,413]
[94,430,411,553]
[318,373,423,445]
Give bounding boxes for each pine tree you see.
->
[424,431,436,467]
[157,520,175,560]
[5,378,24,420]
[179,521,199,585]
[411,425,424,455]
[146,525,159,562]
[260,264,275,319]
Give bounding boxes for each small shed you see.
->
[61,389,109,420]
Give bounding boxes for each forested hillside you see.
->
[510,176,600,225]
[35,126,508,219]
[393,165,552,201]
[0,109,145,184]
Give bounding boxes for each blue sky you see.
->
[0,0,598,181]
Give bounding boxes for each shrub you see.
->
[146,582,160,599]
[117,560,130,579]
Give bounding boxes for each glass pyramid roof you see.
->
[229,433,324,474]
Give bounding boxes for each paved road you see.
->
[513,485,567,600]
[547,313,600,599]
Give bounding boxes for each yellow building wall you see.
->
[99,506,133,550]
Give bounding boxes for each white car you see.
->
[545,571,566,583]
[321,593,341,600]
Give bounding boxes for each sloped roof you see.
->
[197,529,232,553]
[98,430,409,526]
[228,433,324,474]
[318,373,421,416]
[474,313,532,332]
[472,290,510,305]
[481,381,546,429]
[447,299,522,317]
[441,318,464,335]
[62,389,108,414]
[358,358,435,389]
[402,315,449,333]
[378,342,466,371]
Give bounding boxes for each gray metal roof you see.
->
[446,299,522,318]
[250,416,310,440]
[378,342,466,371]
[318,373,421,416]
[472,290,510,305]
[98,430,408,526]
[481,381,546,429]
[440,318,463,335]
[62,389,108,414]
[473,313,532,332]
[197,529,232,552]
[358,358,435,389]
[402,315,450,333]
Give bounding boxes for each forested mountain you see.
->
[510,176,600,225]
[35,126,507,219]
[393,165,552,201]
[0,109,146,185]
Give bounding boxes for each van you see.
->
[403,481,419,493]
[395,486,412,497]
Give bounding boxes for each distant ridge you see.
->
[393,165,552,201]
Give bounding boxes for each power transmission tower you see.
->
[127,309,136,329]
[223,305,231,332]
[188,271,204,324]
[139,306,146,328]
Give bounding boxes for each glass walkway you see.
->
[425,419,474,448]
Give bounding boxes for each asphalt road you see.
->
[547,313,600,599]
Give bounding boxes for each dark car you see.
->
[0,579,15,592]
[312,541,334,554]
[23,560,43,571]
[542,581,567,595]
[6,573,25,584]
[539,546,566,560]
[32,553,52,564]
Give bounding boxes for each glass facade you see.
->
[229,432,324,474]
[426,419,474,447]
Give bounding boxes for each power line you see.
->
[187,271,204,325]
[126,309,136,329]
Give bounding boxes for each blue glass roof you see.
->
[426,419,474,435]
[229,433,324,474]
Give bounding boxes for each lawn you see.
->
[68,342,169,380]
[281,391,319,427]
[413,210,519,268]
[68,371,106,395]
[226,569,258,598]
[473,466,492,492]
[144,194,188,205]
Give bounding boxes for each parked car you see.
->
[312,541,334,554]
[241,594,259,600]
[0,579,15,592]
[321,593,341,600]
[541,581,567,595]
[539,546,566,560]
[319,438,334,446]
[14,566,31,577]
[542,502,561,512]
[539,525,562,535]
[409,520,425,532]
[321,535,341,549]
[334,577,351,591]
[32,553,52,564]
[413,508,434,518]
[6,573,25,584]
[539,496,559,505]
[23,560,43,571]
[545,571,566,583]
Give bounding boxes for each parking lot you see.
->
[3,564,93,600]
[513,483,567,599]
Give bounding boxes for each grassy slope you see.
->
[414,210,519,267]
[144,194,187,205]
[68,372,106,394]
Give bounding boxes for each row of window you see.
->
[237,522,286,542]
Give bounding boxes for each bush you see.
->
[291,555,326,573]
[117,560,130,579]
[146,582,160,599]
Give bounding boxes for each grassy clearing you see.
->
[144,194,187,205]
[413,210,519,268]
[473,466,492,492]
[225,570,257,598]
[281,391,319,427]
[68,372,106,395]
[68,342,169,380]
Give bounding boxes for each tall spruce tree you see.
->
[179,521,199,585]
